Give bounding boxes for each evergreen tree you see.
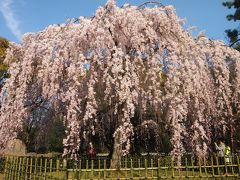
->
[0,37,9,79]
[223,0,240,49]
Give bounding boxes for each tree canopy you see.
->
[0,37,9,78]
[223,0,240,50]
[0,0,240,166]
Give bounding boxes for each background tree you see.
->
[223,1,240,150]
[223,0,240,50]
[0,37,9,89]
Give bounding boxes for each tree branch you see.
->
[230,38,240,47]
[138,1,164,9]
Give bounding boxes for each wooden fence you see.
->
[3,155,240,179]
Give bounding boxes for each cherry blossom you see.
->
[0,0,239,164]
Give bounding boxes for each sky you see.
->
[0,0,238,43]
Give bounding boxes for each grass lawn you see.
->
[43,168,239,180]
[3,168,239,179]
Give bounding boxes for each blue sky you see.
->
[0,0,238,43]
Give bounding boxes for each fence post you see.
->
[24,157,29,179]
[56,159,60,179]
[171,158,175,178]
[49,158,53,179]
[86,159,89,179]
[14,156,19,179]
[4,156,9,179]
[21,157,25,180]
[117,159,120,179]
[130,158,133,179]
[17,157,22,180]
[185,158,188,178]
[43,158,48,179]
[190,157,194,178]
[145,159,147,179]
[7,157,11,179]
[8,156,12,180]
[10,157,15,179]
[125,157,127,168]
[138,158,141,178]
[33,157,37,180]
[216,156,220,175]
[10,156,15,180]
[151,158,154,178]
[79,159,82,180]
[125,158,128,177]
[110,159,113,179]
[56,159,59,172]
[203,157,208,178]
[104,159,106,179]
[29,157,33,180]
[211,156,215,177]
[63,158,68,180]
[91,159,94,179]
[9,157,14,179]
[199,159,202,178]
[237,155,240,175]
[74,160,78,180]
[39,157,43,178]
[157,158,160,179]
[98,159,100,179]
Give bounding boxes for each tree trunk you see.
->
[110,130,122,169]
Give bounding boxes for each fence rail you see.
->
[2,155,240,179]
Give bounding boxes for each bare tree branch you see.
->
[230,38,240,47]
[138,1,164,9]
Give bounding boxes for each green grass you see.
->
[43,168,239,180]
[3,166,239,179]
